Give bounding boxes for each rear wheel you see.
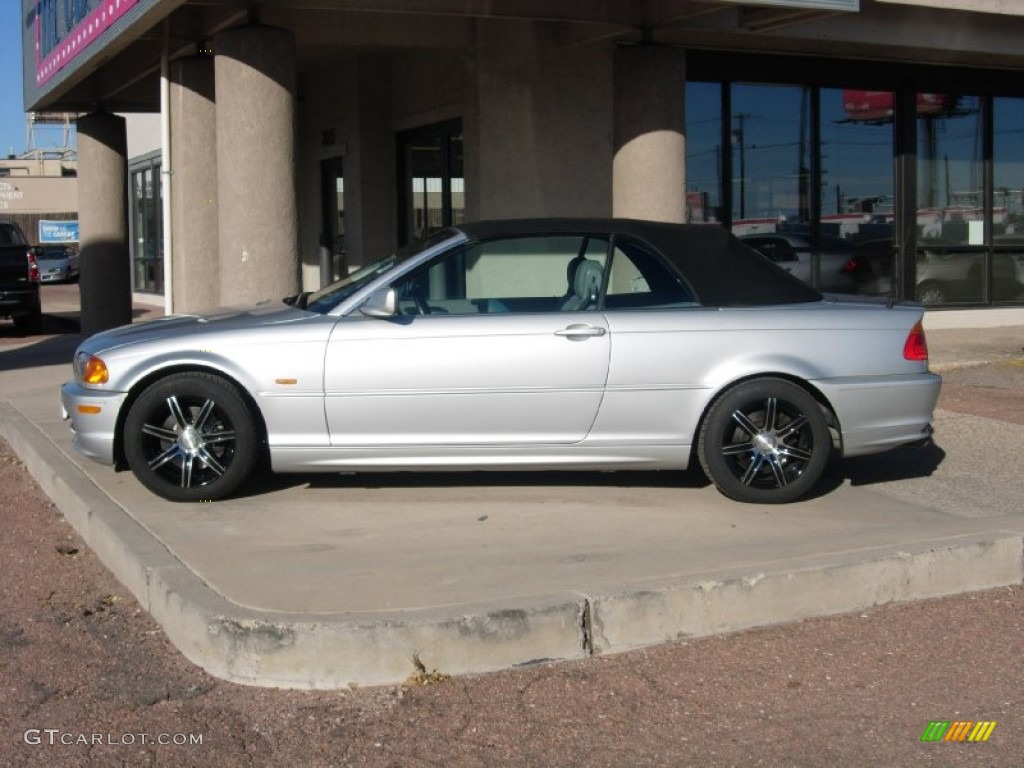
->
[698,378,830,504]
[123,372,258,502]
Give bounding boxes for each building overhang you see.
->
[21,0,1024,114]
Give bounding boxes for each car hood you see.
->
[79,302,311,354]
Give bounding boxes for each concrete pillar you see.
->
[353,54,395,269]
[215,25,299,305]
[613,46,686,223]
[77,112,131,335]
[466,20,613,221]
[170,55,220,313]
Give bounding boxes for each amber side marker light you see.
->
[76,405,102,415]
[903,321,929,361]
[82,356,109,384]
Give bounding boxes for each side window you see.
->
[603,238,698,310]
[394,235,609,315]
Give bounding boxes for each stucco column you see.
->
[170,55,220,313]
[613,46,686,223]
[214,25,298,305]
[77,112,131,335]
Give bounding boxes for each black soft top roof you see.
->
[455,218,822,306]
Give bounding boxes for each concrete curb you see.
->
[587,535,1023,653]
[3,396,1022,688]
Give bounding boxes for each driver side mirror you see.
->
[359,287,398,318]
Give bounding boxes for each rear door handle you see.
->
[555,324,607,338]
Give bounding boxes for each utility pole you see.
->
[733,113,749,221]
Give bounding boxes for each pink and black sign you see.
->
[34,0,142,87]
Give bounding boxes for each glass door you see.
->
[397,120,464,246]
[319,156,345,285]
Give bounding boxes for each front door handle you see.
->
[555,324,607,338]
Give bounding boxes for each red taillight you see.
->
[27,252,40,282]
[841,256,869,274]
[903,321,929,361]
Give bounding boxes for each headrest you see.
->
[574,259,603,299]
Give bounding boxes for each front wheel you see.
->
[698,378,831,504]
[123,372,258,502]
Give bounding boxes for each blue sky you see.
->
[0,2,73,157]
[1,2,27,156]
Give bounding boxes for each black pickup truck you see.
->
[0,221,42,333]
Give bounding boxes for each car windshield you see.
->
[302,229,459,314]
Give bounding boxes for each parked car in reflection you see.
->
[738,232,864,292]
[917,247,1024,304]
[36,245,80,284]
[851,238,1024,304]
[61,219,940,505]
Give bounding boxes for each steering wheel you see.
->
[406,288,431,315]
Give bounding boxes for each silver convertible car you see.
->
[61,219,940,504]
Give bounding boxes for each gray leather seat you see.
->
[560,258,603,311]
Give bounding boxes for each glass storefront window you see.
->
[685,82,895,294]
[398,122,464,246]
[130,158,163,294]
[915,94,983,303]
[821,88,895,297]
[730,84,812,232]
[917,94,982,246]
[993,97,1024,302]
[685,82,722,225]
[685,62,1022,308]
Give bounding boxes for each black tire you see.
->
[916,281,947,305]
[698,378,831,504]
[13,311,42,335]
[123,372,258,502]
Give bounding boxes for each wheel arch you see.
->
[113,364,270,470]
[689,371,842,466]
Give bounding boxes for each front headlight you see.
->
[75,352,109,385]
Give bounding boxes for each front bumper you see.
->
[60,382,129,465]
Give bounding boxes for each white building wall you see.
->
[123,113,161,160]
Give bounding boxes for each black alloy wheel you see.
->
[698,378,831,504]
[124,372,258,502]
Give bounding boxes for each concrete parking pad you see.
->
[1,305,1022,687]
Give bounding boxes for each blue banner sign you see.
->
[39,219,80,243]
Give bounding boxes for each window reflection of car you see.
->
[738,233,861,292]
[915,244,1021,304]
[36,245,80,284]
[847,238,895,297]
[846,238,1024,304]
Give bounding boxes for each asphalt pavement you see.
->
[0,283,1021,689]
